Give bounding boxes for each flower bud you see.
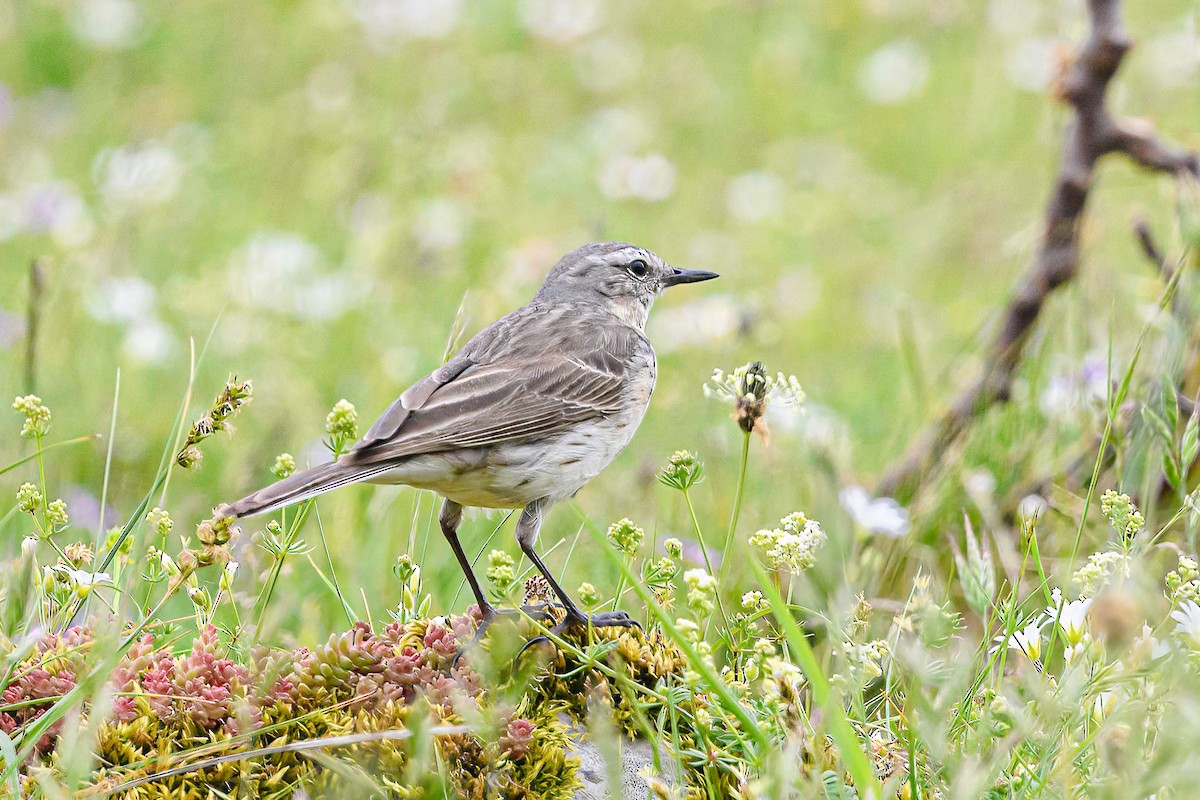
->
[220,562,239,593]
[272,452,296,479]
[606,518,644,556]
[577,582,600,609]
[16,483,42,515]
[325,399,359,439]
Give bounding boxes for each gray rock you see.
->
[566,717,670,800]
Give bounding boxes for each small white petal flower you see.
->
[1002,620,1044,662]
[1045,588,1092,647]
[1171,600,1200,648]
[839,486,910,537]
[53,566,114,597]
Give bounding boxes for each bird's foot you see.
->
[452,604,556,667]
[516,609,641,659]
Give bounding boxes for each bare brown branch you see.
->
[878,0,1199,501]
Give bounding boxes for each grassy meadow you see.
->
[1,0,1200,797]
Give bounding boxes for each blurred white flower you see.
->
[228,231,366,320]
[963,469,997,507]
[858,40,930,105]
[1171,600,1200,648]
[86,276,156,324]
[230,231,321,299]
[575,34,642,91]
[586,106,654,155]
[94,141,183,209]
[351,0,463,44]
[519,0,602,43]
[839,486,910,537]
[598,153,676,202]
[649,295,740,354]
[1019,494,1048,521]
[1005,37,1061,93]
[1143,25,1200,88]
[69,0,140,49]
[123,317,175,364]
[412,197,467,252]
[725,171,787,222]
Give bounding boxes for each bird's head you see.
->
[533,242,718,329]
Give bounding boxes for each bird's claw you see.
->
[515,609,641,661]
[451,604,557,667]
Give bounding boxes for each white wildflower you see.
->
[54,566,113,598]
[1171,600,1200,648]
[1001,620,1044,663]
[1045,588,1092,647]
[839,486,909,537]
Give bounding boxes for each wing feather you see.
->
[347,307,648,465]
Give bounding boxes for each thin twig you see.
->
[878,0,1200,501]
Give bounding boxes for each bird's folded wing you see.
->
[346,354,628,464]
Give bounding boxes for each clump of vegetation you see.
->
[11,351,1200,799]
[2,615,584,798]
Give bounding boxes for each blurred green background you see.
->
[1,0,1197,642]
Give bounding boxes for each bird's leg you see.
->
[440,500,551,665]
[439,499,493,616]
[515,501,639,653]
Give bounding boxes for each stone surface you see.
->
[566,717,670,800]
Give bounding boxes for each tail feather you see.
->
[219,460,393,519]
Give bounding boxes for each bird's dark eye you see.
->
[627,259,649,279]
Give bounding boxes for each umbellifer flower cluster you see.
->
[12,394,51,438]
[658,450,704,491]
[750,511,826,573]
[606,517,645,556]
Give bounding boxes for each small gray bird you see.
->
[221,242,717,639]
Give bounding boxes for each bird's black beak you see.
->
[661,267,719,287]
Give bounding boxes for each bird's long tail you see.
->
[219,460,392,519]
